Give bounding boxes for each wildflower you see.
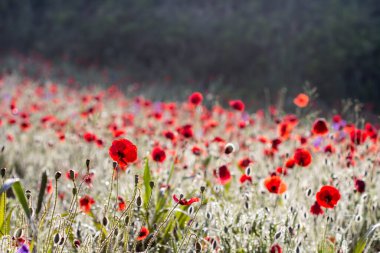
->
[79,195,95,213]
[109,139,137,168]
[312,118,329,135]
[293,93,309,108]
[350,129,367,145]
[310,201,324,215]
[46,180,53,194]
[177,124,194,138]
[213,165,232,185]
[285,158,295,168]
[239,174,252,184]
[270,244,282,253]
[173,194,200,206]
[117,196,126,211]
[83,172,95,187]
[229,100,245,111]
[152,146,166,163]
[354,179,365,193]
[264,175,287,194]
[188,92,203,105]
[17,244,29,253]
[238,158,253,170]
[293,148,312,167]
[316,185,341,209]
[83,132,96,142]
[137,226,149,241]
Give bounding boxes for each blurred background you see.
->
[1,0,380,112]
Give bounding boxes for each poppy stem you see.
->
[177,192,204,252]
[105,168,115,215]
[145,202,180,252]
[44,178,59,252]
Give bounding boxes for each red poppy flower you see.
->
[137,226,149,241]
[83,172,95,188]
[109,139,137,168]
[350,129,367,145]
[163,130,175,140]
[293,93,309,108]
[324,144,335,154]
[229,100,245,111]
[312,118,329,135]
[46,180,53,194]
[239,174,252,184]
[79,195,95,213]
[285,158,295,168]
[213,165,232,185]
[192,146,202,156]
[354,179,365,193]
[19,121,31,131]
[316,185,341,209]
[270,244,283,253]
[188,92,203,105]
[264,175,287,194]
[177,124,194,138]
[172,194,200,206]
[83,132,96,142]
[293,148,312,167]
[117,196,126,211]
[152,147,166,163]
[238,158,253,170]
[310,201,324,215]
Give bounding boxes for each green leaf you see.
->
[36,171,48,216]
[2,207,14,235]
[353,223,380,253]
[11,180,31,219]
[143,158,152,208]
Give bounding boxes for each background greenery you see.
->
[1,0,380,111]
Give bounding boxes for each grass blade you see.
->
[36,171,47,216]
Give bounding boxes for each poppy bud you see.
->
[149,181,155,189]
[112,162,117,169]
[59,237,65,245]
[54,233,60,244]
[86,159,90,171]
[200,186,205,193]
[55,171,62,180]
[195,241,202,252]
[14,228,23,238]
[135,175,139,186]
[125,215,130,225]
[224,143,235,154]
[74,239,81,248]
[25,190,31,200]
[69,170,75,180]
[72,187,77,195]
[102,216,108,226]
[136,196,142,207]
[0,168,6,178]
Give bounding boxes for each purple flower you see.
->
[17,244,29,253]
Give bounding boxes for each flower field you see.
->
[0,75,379,253]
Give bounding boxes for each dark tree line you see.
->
[1,0,380,110]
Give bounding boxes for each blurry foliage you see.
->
[1,0,380,110]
